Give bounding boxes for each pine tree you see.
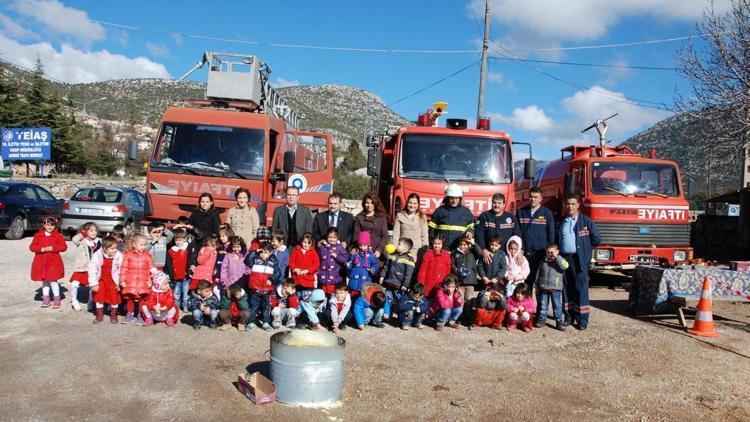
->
[340,139,366,172]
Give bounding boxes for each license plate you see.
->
[629,255,658,263]
[638,226,651,234]
[79,208,103,215]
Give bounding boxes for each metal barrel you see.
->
[269,331,346,407]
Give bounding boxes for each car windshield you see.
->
[590,161,680,197]
[399,134,512,183]
[72,189,122,203]
[151,123,265,178]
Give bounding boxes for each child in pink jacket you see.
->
[192,235,218,296]
[506,283,536,332]
[430,275,464,331]
[504,235,530,298]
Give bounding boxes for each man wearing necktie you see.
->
[313,193,355,248]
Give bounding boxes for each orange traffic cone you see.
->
[687,276,720,337]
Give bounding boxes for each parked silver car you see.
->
[61,186,145,234]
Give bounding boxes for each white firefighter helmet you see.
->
[445,183,463,198]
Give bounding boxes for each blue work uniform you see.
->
[556,212,601,328]
[475,210,521,250]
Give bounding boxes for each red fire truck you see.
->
[139,52,333,226]
[516,115,692,271]
[367,102,535,220]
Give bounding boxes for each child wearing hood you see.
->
[347,231,379,301]
[504,235,530,298]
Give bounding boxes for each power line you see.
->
[386,59,480,107]
[94,20,478,54]
[488,43,673,111]
[508,34,700,52]
[489,56,676,71]
[93,18,704,55]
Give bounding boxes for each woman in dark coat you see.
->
[186,193,221,244]
[353,192,389,258]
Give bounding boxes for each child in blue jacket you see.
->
[348,231,379,301]
[397,283,428,330]
[353,283,389,329]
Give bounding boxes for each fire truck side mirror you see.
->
[523,159,536,180]
[367,147,379,177]
[283,151,296,173]
[128,139,138,161]
[366,135,378,147]
[564,173,576,197]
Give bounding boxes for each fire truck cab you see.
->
[140,52,333,226]
[367,104,535,221]
[516,123,692,271]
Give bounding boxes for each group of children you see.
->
[30,210,571,334]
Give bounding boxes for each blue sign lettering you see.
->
[1,127,52,161]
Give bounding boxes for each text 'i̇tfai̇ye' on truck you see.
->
[516,114,692,272]
[134,52,334,226]
[366,102,537,221]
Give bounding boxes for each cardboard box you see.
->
[237,372,276,405]
[730,261,750,272]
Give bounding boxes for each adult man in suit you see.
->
[272,186,313,248]
[312,193,354,248]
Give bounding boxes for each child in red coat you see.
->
[88,236,122,324]
[416,234,451,298]
[141,271,178,327]
[29,216,68,308]
[289,233,320,291]
[120,233,156,325]
[506,283,536,332]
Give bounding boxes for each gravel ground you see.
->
[1,237,748,421]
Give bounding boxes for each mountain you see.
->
[624,111,743,198]
[0,60,409,151]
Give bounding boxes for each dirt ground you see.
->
[1,237,748,421]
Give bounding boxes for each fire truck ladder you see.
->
[179,51,299,128]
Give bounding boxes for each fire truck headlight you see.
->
[673,250,687,262]
[595,249,612,261]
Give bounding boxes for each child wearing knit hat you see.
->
[347,231,379,302]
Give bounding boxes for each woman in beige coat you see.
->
[226,188,260,245]
[392,193,429,258]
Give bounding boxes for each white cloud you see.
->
[11,0,105,44]
[0,34,171,83]
[486,70,517,92]
[488,86,672,155]
[490,105,554,132]
[273,77,300,88]
[487,71,504,83]
[146,41,169,58]
[469,0,731,46]
[170,33,183,46]
[0,13,37,40]
[600,58,634,88]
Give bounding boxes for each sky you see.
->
[0,0,732,161]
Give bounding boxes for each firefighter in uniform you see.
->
[517,186,556,279]
[428,183,475,250]
[476,192,521,264]
[557,194,600,330]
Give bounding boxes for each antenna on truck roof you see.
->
[178,51,299,128]
[582,113,618,155]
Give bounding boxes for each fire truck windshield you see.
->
[151,123,265,179]
[399,134,512,184]
[590,161,680,197]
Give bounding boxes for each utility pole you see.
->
[476,0,490,122]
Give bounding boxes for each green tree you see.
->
[0,70,22,126]
[334,168,371,200]
[340,139,366,172]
